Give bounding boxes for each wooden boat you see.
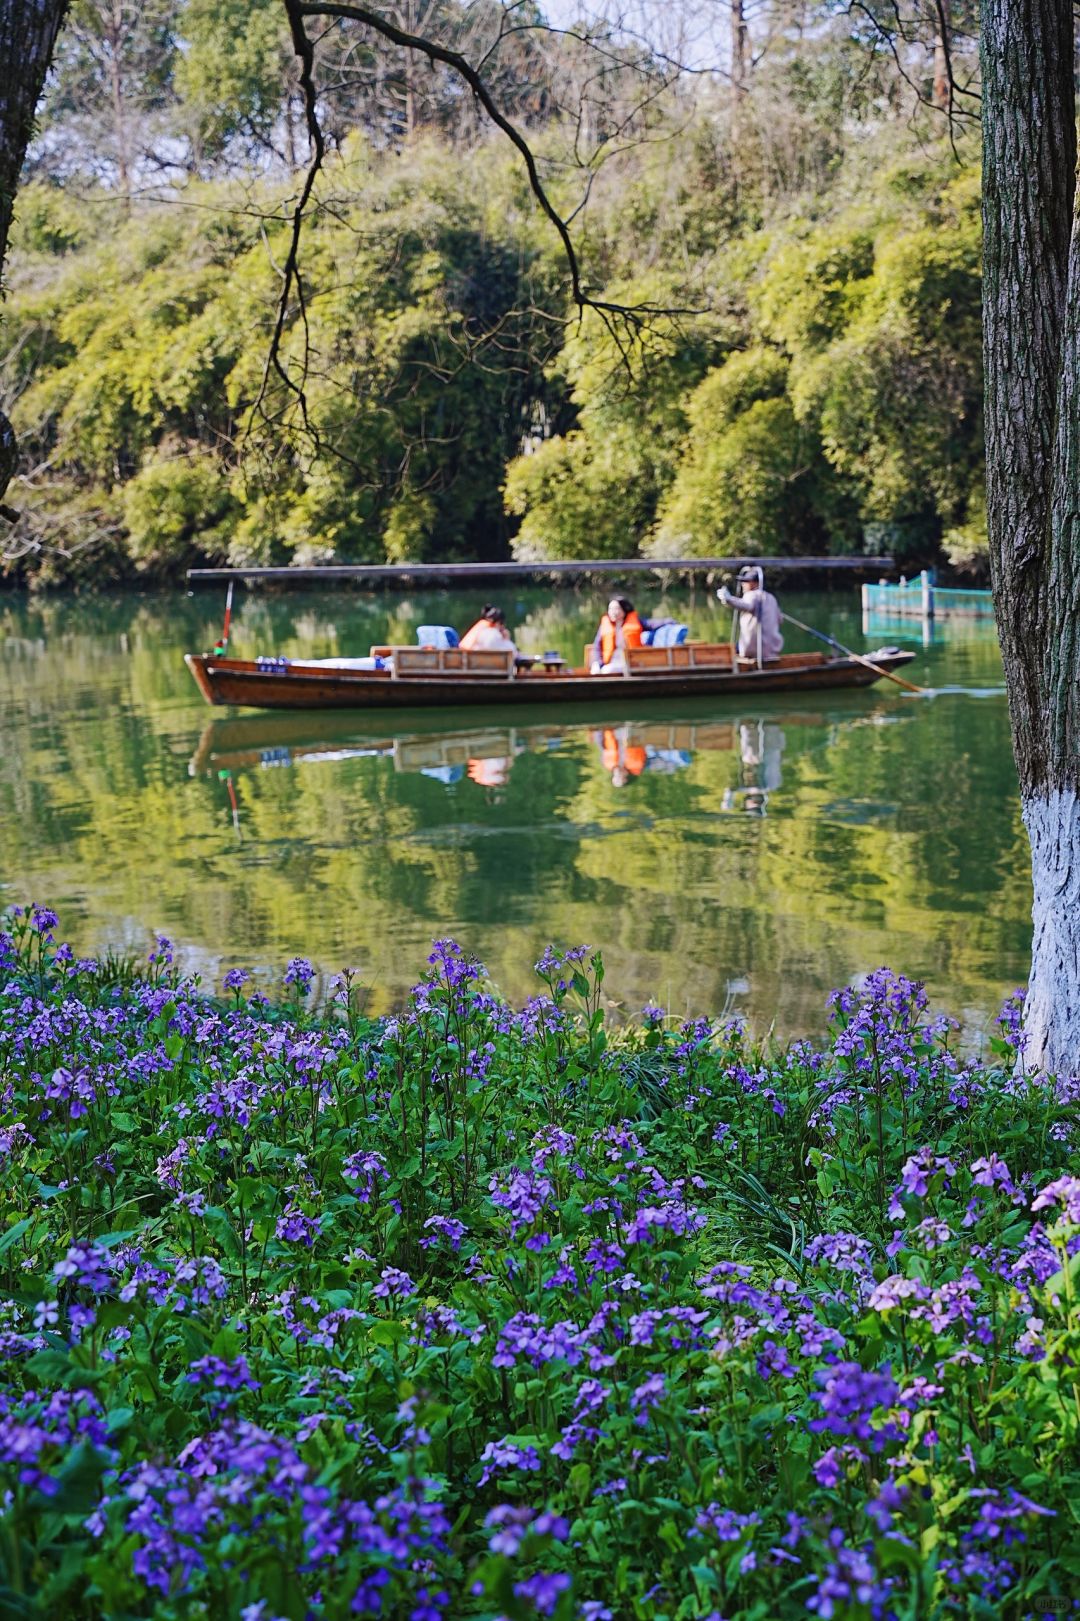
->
[185,641,917,712]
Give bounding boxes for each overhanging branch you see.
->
[288,0,692,326]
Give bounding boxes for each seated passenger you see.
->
[590,596,644,673]
[460,604,517,653]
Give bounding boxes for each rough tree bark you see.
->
[730,0,749,92]
[982,0,1080,1071]
[931,0,950,111]
[0,0,71,518]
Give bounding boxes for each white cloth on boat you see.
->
[719,586,784,662]
[296,657,384,670]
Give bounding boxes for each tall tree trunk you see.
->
[931,0,950,111]
[105,6,132,204]
[982,0,1080,1071]
[0,0,71,514]
[402,0,417,139]
[730,0,749,93]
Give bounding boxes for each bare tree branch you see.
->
[289,1,697,321]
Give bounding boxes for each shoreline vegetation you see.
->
[4,117,983,591]
[1,904,1077,1617]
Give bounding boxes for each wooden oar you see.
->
[779,609,925,694]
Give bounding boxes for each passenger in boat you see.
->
[590,596,645,673]
[467,754,513,790]
[460,605,517,653]
[718,567,784,663]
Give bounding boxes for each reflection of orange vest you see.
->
[598,611,643,666]
[467,757,511,787]
[601,729,645,776]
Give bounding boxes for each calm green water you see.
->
[0,585,1028,1037]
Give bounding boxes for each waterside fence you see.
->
[862,571,994,622]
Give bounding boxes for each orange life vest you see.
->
[598,611,644,666]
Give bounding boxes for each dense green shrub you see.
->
[3,121,985,584]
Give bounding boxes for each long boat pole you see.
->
[780,609,924,694]
[216,580,235,655]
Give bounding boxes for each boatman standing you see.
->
[718,567,784,664]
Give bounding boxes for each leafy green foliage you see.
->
[175,0,292,164]
[508,139,983,568]
[6,140,565,578]
[6,66,984,582]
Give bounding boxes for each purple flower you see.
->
[420,1215,467,1252]
[485,1504,568,1556]
[188,1354,260,1391]
[284,957,315,993]
[809,1363,899,1440]
[693,1504,760,1542]
[53,1241,114,1295]
[971,1153,1014,1191]
[275,1203,322,1246]
[513,1572,571,1616]
[630,1373,666,1424]
[489,1168,554,1237]
[1031,1175,1080,1225]
[478,1440,542,1487]
[806,1531,887,1618]
[898,1148,956,1201]
[373,1267,416,1300]
[996,987,1027,1053]
[342,1150,390,1202]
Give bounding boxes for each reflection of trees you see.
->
[1,591,1029,1033]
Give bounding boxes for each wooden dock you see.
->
[187,556,895,588]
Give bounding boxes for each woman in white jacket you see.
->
[459,605,517,653]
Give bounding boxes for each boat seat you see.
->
[387,646,515,679]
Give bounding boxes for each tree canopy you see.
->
[1,0,984,581]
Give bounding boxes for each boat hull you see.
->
[185,650,917,711]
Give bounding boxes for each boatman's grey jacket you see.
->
[718,587,784,662]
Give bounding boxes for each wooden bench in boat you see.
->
[623,645,830,675]
[371,647,516,680]
[582,643,737,670]
[624,642,734,673]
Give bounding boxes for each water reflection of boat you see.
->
[192,706,880,793]
[190,718,557,781]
